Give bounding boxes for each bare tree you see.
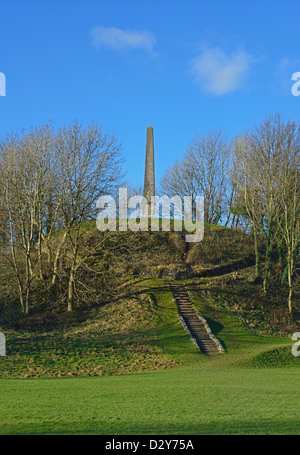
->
[160,157,199,219]
[224,138,249,230]
[277,129,300,313]
[0,120,123,314]
[54,120,123,311]
[161,130,229,224]
[0,124,58,313]
[232,133,265,278]
[234,113,300,302]
[189,130,229,224]
[0,133,28,312]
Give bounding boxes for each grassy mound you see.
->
[189,268,299,336]
[0,336,177,378]
[0,277,200,378]
[0,271,297,379]
[247,346,300,368]
[0,223,298,380]
[186,226,254,268]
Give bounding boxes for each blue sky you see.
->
[0,0,300,187]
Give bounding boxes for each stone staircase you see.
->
[169,283,223,355]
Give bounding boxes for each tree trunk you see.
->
[287,253,294,314]
[253,227,260,279]
[37,229,44,281]
[263,245,272,295]
[51,231,67,284]
[24,253,31,314]
[24,288,30,315]
[288,284,293,314]
[67,266,75,312]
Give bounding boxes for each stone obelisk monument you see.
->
[143,126,155,217]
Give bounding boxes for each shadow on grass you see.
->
[2,417,300,435]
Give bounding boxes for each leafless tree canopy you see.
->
[161,130,231,224]
[233,113,300,311]
[0,121,123,313]
[161,115,300,312]
[0,114,299,315]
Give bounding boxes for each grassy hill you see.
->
[0,223,298,380]
[0,271,298,379]
[1,270,300,434]
[1,223,300,434]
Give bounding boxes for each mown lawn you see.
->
[1,364,300,434]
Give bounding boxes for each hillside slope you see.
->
[0,224,299,378]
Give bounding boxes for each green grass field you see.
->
[0,275,299,435]
[1,365,300,435]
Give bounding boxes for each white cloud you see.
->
[190,47,253,95]
[90,25,156,55]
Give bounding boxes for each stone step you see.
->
[170,283,220,355]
